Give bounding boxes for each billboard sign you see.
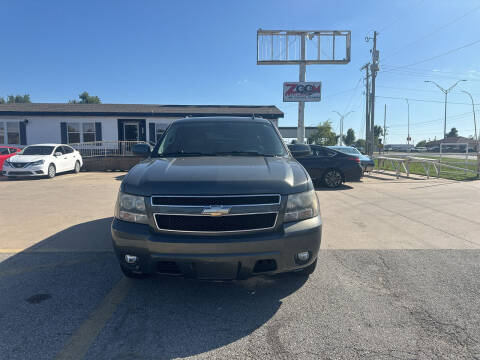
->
[283,82,322,102]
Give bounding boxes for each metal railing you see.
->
[69,141,149,158]
[374,154,479,179]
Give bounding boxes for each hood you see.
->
[8,155,49,163]
[122,156,310,196]
[357,154,373,162]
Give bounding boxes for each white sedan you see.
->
[2,144,83,178]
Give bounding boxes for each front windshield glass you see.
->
[333,147,360,155]
[21,146,55,155]
[154,121,287,157]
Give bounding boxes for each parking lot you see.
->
[1,172,480,359]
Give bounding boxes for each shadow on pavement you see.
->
[314,183,353,191]
[0,217,307,359]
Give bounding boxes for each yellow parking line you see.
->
[55,277,132,360]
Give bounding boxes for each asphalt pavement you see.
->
[1,172,479,359]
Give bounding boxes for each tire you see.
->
[322,169,343,188]
[73,161,80,173]
[120,265,150,279]
[47,164,56,179]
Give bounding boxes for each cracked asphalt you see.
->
[1,172,480,359]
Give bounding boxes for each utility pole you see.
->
[362,63,370,154]
[424,80,466,138]
[366,31,379,156]
[297,34,306,143]
[333,110,354,145]
[405,98,410,151]
[383,104,386,152]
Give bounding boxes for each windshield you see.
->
[154,120,288,157]
[21,146,55,155]
[331,147,361,155]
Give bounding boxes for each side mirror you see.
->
[54,152,63,157]
[132,143,151,157]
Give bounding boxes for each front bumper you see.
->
[2,164,46,176]
[111,216,322,279]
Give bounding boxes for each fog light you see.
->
[296,251,310,262]
[124,254,138,264]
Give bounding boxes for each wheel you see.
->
[73,161,80,173]
[120,265,150,279]
[322,169,342,188]
[295,259,317,276]
[47,164,56,179]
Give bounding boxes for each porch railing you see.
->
[69,141,150,158]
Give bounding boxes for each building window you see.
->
[7,122,20,144]
[0,122,4,144]
[67,123,81,143]
[156,124,166,142]
[0,121,20,145]
[82,123,96,142]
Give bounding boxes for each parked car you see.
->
[0,146,21,172]
[288,144,363,188]
[111,117,322,279]
[2,144,83,178]
[327,145,375,173]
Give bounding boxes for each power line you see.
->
[376,85,480,96]
[383,4,480,61]
[378,68,480,82]
[375,95,478,106]
[384,38,480,70]
[377,0,426,33]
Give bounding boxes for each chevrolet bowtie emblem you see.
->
[202,206,231,217]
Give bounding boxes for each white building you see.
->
[0,103,283,146]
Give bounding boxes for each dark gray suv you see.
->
[111,117,322,280]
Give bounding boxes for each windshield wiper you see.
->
[215,151,278,157]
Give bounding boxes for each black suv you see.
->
[111,117,322,280]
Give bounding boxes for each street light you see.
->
[332,110,354,145]
[405,98,411,151]
[424,80,467,138]
[461,90,478,152]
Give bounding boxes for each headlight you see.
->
[284,189,319,223]
[29,160,45,166]
[115,191,148,224]
[4,160,11,167]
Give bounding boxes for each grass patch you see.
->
[374,156,479,181]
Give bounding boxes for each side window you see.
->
[312,147,326,156]
[55,146,64,155]
[325,149,337,157]
[9,148,19,154]
[63,146,74,154]
[0,148,9,155]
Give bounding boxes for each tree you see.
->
[0,94,31,103]
[354,139,366,152]
[308,121,339,146]
[342,128,356,146]
[446,127,458,138]
[69,91,101,104]
[416,140,427,148]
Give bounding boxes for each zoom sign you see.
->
[283,82,322,102]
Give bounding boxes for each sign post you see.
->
[257,29,351,143]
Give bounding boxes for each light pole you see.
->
[424,80,467,138]
[461,90,478,151]
[333,110,354,145]
[405,98,411,151]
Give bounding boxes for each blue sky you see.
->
[1,0,479,144]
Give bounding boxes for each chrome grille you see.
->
[151,194,281,234]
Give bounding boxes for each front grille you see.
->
[154,213,277,232]
[9,171,32,175]
[152,195,280,206]
[11,163,28,168]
